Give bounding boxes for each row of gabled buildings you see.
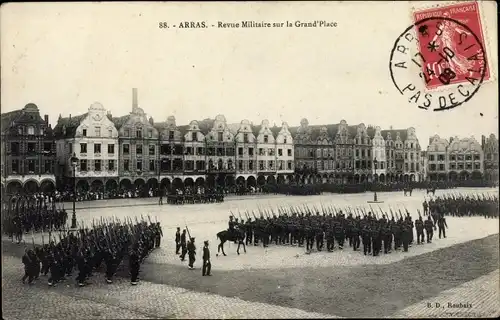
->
[1,89,497,194]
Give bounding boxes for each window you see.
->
[269,161,274,170]
[44,143,51,152]
[278,149,283,156]
[148,129,153,138]
[466,163,472,170]
[124,160,130,171]
[429,155,435,161]
[28,143,36,153]
[82,129,87,137]
[248,148,254,156]
[474,154,480,161]
[238,147,243,156]
[94,143,101,154]
[268,148,274,156]
[284,138,287,144]
[259,148,264,156]
[108,144,115,154]
[95,160,102,171]
[137,160,142,171]
[169,131,175,140]
[10,142,19,155]
[264,135,268,143]
[108,160,115,171]
[192,132,198,141]
[27,126,35,135]
[367,149,371,157]
[259,160,265,170]
[95,127,101,137]
[80,143,87,153]
[136,129,142,138]
[288,149,292,157]
[149,144,155,155]
[136,144,143,154]
[11,160,19,174]
[44,160,52,173]
[149,160,155,171]
[244,133,248,143]
[249,160,254,170]
[18,127,23,135]
[124,129,130,137]
[80,159,88,171]
[238,160,243,170]
[355,149,359,157]
[287,161,292,170]
[108,129,113,137]
[123,144,129,154]
[69,143,73,153]
[197,147,204,155]
[218,132,223,141]
[439,164,445,171]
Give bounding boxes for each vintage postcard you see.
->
[1,1,498,319]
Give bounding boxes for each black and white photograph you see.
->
[1,1,498,319]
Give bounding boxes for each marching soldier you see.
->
[202,240,212,276]
[154,222,163,248]
[401,223,410,252]
[361,224,371,256]
[187,237,196,270]
[129,246,140,285]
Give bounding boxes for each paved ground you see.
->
[2,188,499,319]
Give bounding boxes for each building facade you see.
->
[482,134,498,183]
[1,103,56,195]
[275,121,294,180]
[113,89,159,192]
[371,126,387,182]
[54,102,120,193]
[427,135,449,181]
[447,136,483,181]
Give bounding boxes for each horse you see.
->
[403,187,413,197]
[216,229,246,256]
[426,188,436,196]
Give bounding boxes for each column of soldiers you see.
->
[2,196,68,243]
[20,216,163,287]
[174,226,212,276]
[226,203,445,256]
[423,193,499,218]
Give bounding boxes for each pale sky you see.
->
[1,1,498,148]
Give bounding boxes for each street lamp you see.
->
[70,153,79,229]
[373,157,378,201]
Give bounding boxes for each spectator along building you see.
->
[1,103,56,195]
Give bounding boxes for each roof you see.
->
[53,113,88,139]
[381,129,407,141]
[1,110,23,134]
[111,115,130,130]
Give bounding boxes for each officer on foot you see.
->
[438,214,448,239]
[187,237,196,270]
[424,216,434,243]
[175,227,181,254]
[415,216,424,245]
[202,240,212,276]
[179,229,187,261]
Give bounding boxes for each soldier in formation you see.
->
[226,203,453,257]
[423,193,498,218]
[3,196,68,243]
[19,216,161,287]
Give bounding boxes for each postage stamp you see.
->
[389,1,490,111]
[413,1,490,90]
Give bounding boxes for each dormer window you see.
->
[169,131,174,140]
[264,135,269,143]
[243,133,248,143]
[284,138,287,144]
[82,129,87,137]
[27,126,35,135]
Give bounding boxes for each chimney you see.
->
[482,135,486,147]
[44,115,49,125]
[149,116,154,125]
[132,88,138,111]
[107,111,113,121]
[69,114,72,120]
